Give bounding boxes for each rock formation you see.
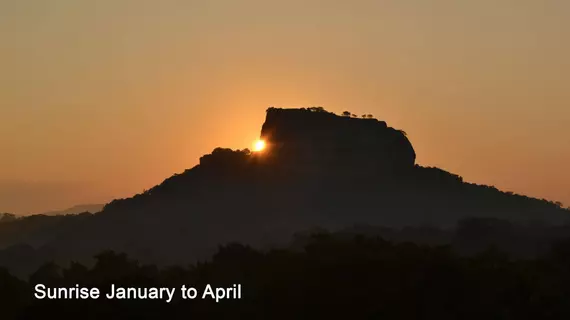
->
[260,107,416,175]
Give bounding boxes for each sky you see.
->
[1,0,569,214]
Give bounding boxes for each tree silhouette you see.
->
[308,106,325,113]
[2,233,570,318]
[29,261,62,287]
[0,267,28,319]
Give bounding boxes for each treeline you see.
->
[1,233,570,319]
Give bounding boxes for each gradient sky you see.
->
[1,0,569,214]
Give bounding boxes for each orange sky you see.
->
[1,0,569,214]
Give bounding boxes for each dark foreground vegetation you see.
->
[2,233,570,319]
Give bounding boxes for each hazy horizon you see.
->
[1,0,569,214]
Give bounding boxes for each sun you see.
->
[253,139,266,152]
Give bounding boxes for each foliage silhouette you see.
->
[0,233,569,318]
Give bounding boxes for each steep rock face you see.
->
[260,108,416,174]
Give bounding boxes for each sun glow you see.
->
[253,139,266,152]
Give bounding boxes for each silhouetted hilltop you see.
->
[0,107,568,276]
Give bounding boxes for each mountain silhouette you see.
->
[0,107,568,276]
[38,204,104,216]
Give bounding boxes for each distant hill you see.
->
[38,204,104,216]
[0,107,568,276]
